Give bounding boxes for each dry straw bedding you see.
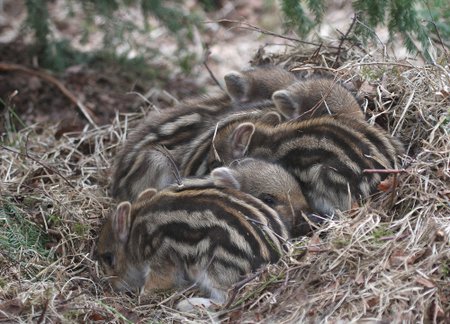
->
[0,44,449,323]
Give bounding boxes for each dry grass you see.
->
[1,42,449,323]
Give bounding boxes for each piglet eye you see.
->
[101,252,115,268]
[260,194,277,207]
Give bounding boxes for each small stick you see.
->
[209,19,339,49]
[340,61,415,70]
[427,20,448,55]
[387,173,399,210]
[377,232,409,242]
[363,168,407,174]
[290,66,337,73]
[36,298,49,324]
[154,145,183,186]
[392,89,415,136]
[333,14,358,68]
[224,269,264,308]
[203,48,224,91]
[424,2,449,55]
[354,17,386,56]
[55,292,86,307]
[1,144,76,189]
[295,75,342,119]
[126,91,160,113]
[0,62,99,128]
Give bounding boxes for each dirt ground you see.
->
[0,0,380,131]
[0,0,286,129]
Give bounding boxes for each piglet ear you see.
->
[211,167,240,189]
[230,122,255,159]
[272,90,297,119]
[137,188,157,202]
[113,202,132,243]
[260,111,283,125]
[224,71,248,101]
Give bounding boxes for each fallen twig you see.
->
[0,144,76,189]
[333,14,358,68]
[0,62,99,128]
[154,145,183,186]
[225,269,265,309]
[36,298,49,324]
[363,168,407,174]
[208,19,339,49]
[203,48,224,91]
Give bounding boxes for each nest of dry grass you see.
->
[1,41,449,323]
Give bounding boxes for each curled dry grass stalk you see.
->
[0,42,449,323]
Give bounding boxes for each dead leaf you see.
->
[89,312,107,321]
[389,248,428,267]
[227,309,243,322]
[428,300,446,322]
[389,249,406,267]
[357,80,377,98]
[307,308,316,316]
[351,201,360,209]
[355,273,365,285]
[0,298,24,317]
[435,85,449,99]
[415,276,435,288]
[365,296,380,309]
[54,121,84,140]
[378,176,395,192]
[307,234,322,253]
[406,248,428,265]
[438,189,450,199]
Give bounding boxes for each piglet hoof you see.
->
[176,297,220,313]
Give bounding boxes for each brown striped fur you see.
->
[110,94,234,201]
[225,65,298,103]
[110,65,295,202]
[179,109,282,177]
[212,158,312,236]
[272,77,364,121]
[207,116,404,216]
[97,160,295,306]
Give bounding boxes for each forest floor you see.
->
[1,0,449,323]
[0,0,295,129]
[0,0,406,129]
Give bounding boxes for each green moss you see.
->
[232,271,284,307]
[442,109,450,127]
[0,200,53,277]
[372,225,395,241]
[177,52,197,75]
[440,260,450,277]
[333,238,351,249]
[63,309,83,321]
[0,98,27,145]
[47,214,63,227]
[73,223,90,236]
[360,67,386,81]
[96,301,134,324]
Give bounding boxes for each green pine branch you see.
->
[281,0,450,60]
